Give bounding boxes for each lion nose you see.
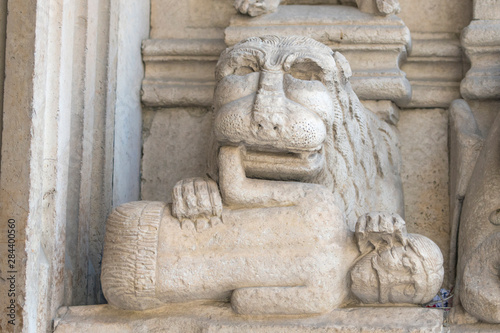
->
[254,111,284,139]
[252,71,286,140]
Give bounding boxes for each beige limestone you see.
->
[455,109,500,324]
[234,0,401,16]
[141,39,226,108]
[0,1,149,331]
[0,1,37,331]
[402,33,463,109]
[473,0,500,20]
[150,0,235,40]
[141,108,213,203]
[398,0,472,34]
[53,303,445,332]
[461,20,500,100]
[398,109,450,288]
[0,0,5,159]
[224,5,411,106]
[448,100,484,287]
[103,36,443,315]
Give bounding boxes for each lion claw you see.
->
[355,212,408,253]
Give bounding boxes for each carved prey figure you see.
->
[101,36,443,314]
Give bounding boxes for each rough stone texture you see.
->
[398,0,471,109]
[141,108,213,203]
[0,1,149,331]
[225,5,411,106]
[461,20,500,100]
[473,0,500,20]
[111,0,150,207]
[398,109,450,288]
[398,0,472,34]
[141,39,226,108]
[233,0,401,16]
[105,36,443,315]
[401,33,463,109]
[150,0,235,39]
[53,304,445,333]
[448,100,484,287]
[455,110,500,324]
[0,0,6,159]
[0,1,37,331]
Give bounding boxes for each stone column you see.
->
[0,1,149,331]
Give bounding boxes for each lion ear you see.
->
[333,52,352,84]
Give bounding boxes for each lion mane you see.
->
[209,36,403,229]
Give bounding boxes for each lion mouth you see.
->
[241,147,324,181]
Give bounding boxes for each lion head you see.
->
[209,35,402,229]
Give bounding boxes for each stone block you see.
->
[461,20,500,100]
[141,39,226,108]
[53,304,445,332]
[398,0,472,34]
[473,0,500,20]
[402,33,463,108]
[398,109,450,287]
[141,108,213,203]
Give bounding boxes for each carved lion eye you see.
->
[289,61,324,83]
[233,66,255,76]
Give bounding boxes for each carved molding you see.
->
[402,32,463,108]
[141,6,413,108]
[461,20,500,100]
[225,5,412,106]
[141,39,226,107]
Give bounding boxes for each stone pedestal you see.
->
[54,304,444,333]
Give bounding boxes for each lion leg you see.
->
[231,285,338,315]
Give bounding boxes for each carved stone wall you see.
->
[4,0,500,331]
[0,1,149,332]
[141,0,473,290]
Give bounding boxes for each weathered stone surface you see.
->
[398,0,472,34]
[456,109,500,324]
[233,0,401,17]
[53,304,445,333]
[141,108,213,203]
[104,36,443,315]
[461,20,500,100]
[473,0,500,20]
[402,33,463,108]
[225,5,411,105]
[398,109,450,287]
[150,0,234,40]
[448,100,484,286]
[141,39,226,108]
[0,2,37,331]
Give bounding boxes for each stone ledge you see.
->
[54,303,444,333]
[141,39,226,107]
[402,33,462,108]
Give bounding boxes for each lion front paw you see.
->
[172,177,222,232]
[355,212,407,253]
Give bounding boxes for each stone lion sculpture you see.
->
[101,36,443,315]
